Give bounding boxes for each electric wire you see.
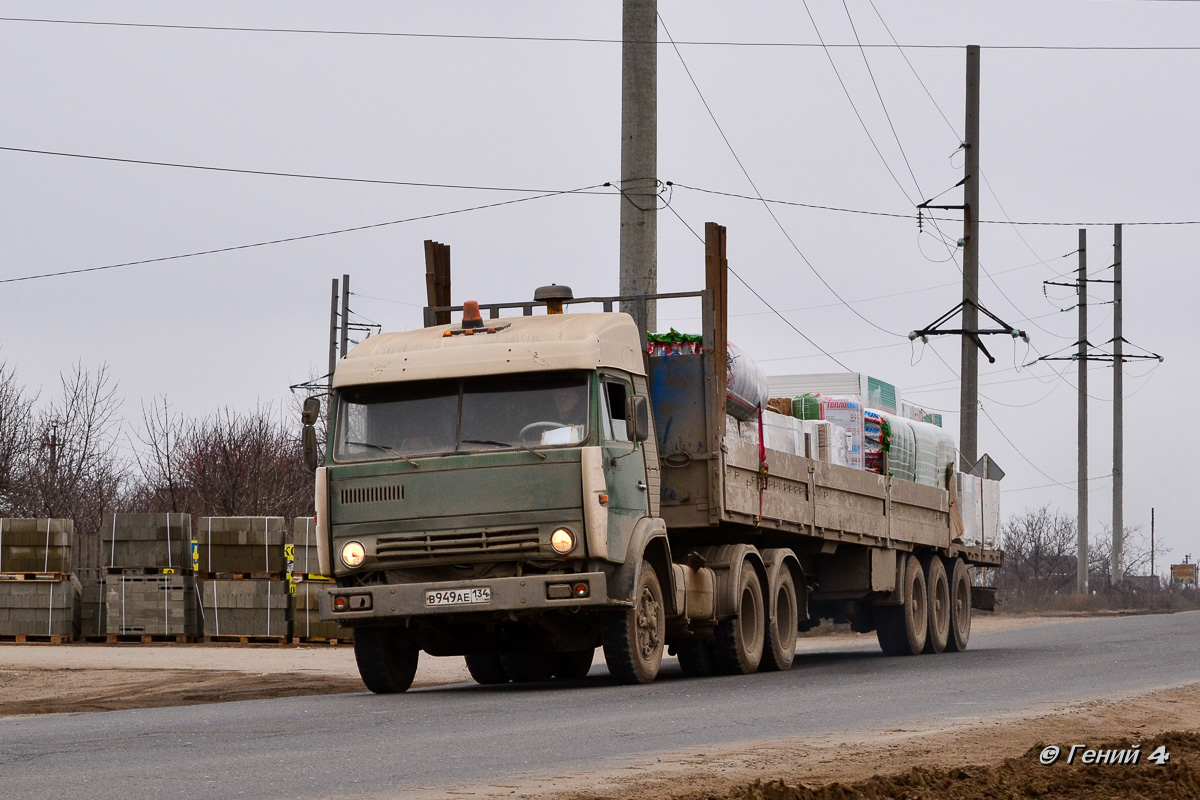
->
[0,183,611,285]
[5,16,1200,50]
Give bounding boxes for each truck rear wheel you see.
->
[501,653,555,683]
[465,653,510,685]
[714,561,765,675]
[353,627,419,693]
[676,637,718,677]
[552,648,595,680]
[922,555,951,654]
[945,557,972,652]
[875,555,928,656]
[602,562,665,684]
[761,565,798,672]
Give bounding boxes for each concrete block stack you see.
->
[100,513,200,638]
[104,573,200,637]
[197,517,289,639]
[289,517,343,641]
[0,518,80,640]
[77,567,105,636]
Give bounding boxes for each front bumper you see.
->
[319,572,613,623]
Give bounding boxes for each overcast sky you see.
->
[2,1,1196,571]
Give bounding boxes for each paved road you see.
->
[2,611,1197,799]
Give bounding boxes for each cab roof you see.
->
[332,312,646,388]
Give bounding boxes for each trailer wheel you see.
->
[552,648,595,680]
[602,563,665,684]
[676,638,718,677]
[464,653,510,685]
[922,554,951,654]
[714,561,765,675]
[500,653,555,683]
[945,557,972,652]
[353,627,419,693]
[761,566,798,672]
[875,555,928,656]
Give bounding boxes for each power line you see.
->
[0,183,610,285]
[3,17,1199,50]
[670,183,1200,226]
[0,145,609,194]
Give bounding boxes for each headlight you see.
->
[340,540,366,568]
[550,527,576,555]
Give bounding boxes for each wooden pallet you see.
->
[103,567,194,576]
[79,633,197,644]
[289,636,347,646]
[198,572,286,581]
[0,572,69,581]
[0,633,74,644]
[202,634,288,645]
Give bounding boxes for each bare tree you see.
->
[0,361,35,513]
[997,504,1078,605]
[128,396,189,513]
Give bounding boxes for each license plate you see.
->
[425,587,492,607]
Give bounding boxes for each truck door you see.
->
[601,376,650,542]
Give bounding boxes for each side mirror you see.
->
[303,424,319,472]
[626,395,650,443]
[301,396,321,426]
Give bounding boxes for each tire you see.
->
[875,555,928,657]
[551,648,595,680]
[602,563,665,684]
[922,554,951,655]
[676,637,718,678]
[945,557,972,652]
[761,565,798,672]
[713,561,765,675]
[500,653,555,683]
[464,653,510,685]
[353,627,419,694]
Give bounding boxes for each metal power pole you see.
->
[328,278,340,382]
[340,273,351,358]
[959,45,981,470]
[1077,229,1089,595]
[619,0,658,334]
[1111,224,1124,585]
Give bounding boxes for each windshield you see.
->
[334,371,590,462]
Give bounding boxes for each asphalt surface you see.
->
[2,611,1198,800]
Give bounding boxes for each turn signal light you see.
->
[333,595,349,612]
[573,582,590,598]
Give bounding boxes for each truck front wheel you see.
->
[602,563,665,684]
[353,627,419,693]
[465,653,510,685]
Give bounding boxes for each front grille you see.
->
[375,528,541,565]
[341,484,404,505]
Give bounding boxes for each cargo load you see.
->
[648,332,769,422]
[792,393,864,470]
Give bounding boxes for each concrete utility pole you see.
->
[959,45,981,470]
[340,273,351,358]
[1111,224,1123,585]
[619,0,658,334]
[328,278,340,382]
[1077,229,1089,595]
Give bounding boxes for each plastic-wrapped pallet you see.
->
[201,579,288,638]
[0,518,74,574]
[911,420,957,488]
[762,410,802,456]
[793,394,864,470]
[725,342,769,421]
[102,513,191,571]
[195,517,286,574]
[103,573,201,636]
[0,576,81,638]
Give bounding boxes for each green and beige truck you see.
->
[308,224,1003,692]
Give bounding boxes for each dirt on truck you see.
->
[306,223,1003,693]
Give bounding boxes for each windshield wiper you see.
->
[460,439,547,460]
[345,440,421,467]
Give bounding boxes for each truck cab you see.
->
[316,308,662,689]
